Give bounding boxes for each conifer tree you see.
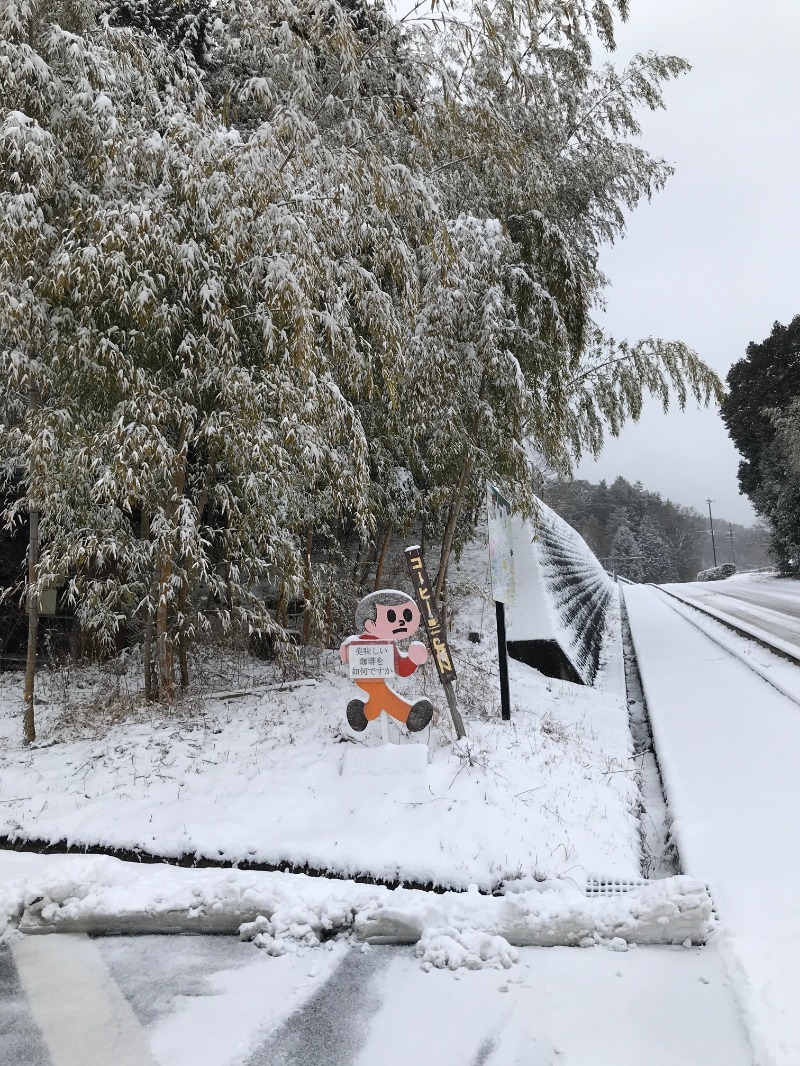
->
[608,524,643,583]
[637,516,676,584]
[723,315,800,572]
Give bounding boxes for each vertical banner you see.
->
[404,546,465,738]
[486,484,515,721]
[404,546,456,683]
[487,484,516,604]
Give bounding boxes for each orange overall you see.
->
[353,634,418,725]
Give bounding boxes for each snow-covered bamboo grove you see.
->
[1,0,723,703]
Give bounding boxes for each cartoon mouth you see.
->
[392,626,408,634]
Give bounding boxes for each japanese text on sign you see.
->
[404,546,457,684]
[348,641,395,680]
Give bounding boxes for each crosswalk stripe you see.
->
[11,934,158,1066]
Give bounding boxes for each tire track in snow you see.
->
[245,945,391,1066]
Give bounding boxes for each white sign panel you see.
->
[348,641,395,680]
[487,483,516,604]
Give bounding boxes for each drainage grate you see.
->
[585,878,650,896]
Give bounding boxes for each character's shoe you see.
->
[406,699,434,732]
[346,699,368,732]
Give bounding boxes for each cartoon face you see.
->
[364,599,421,642]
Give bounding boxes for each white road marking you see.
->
[11,934,157,1066]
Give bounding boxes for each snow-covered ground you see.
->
[0,541,641,893]
[13,548,800,1063]
[625,582,800,1066]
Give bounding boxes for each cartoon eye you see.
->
[403,608,413,622]
[387,609,397,622]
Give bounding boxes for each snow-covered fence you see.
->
[505,500,614,685]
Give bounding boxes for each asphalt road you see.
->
[664,576,800,651]
[0,933,751,1066]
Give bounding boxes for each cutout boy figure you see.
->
[340,590,434,733]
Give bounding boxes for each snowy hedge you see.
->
[505,500,613,685]
[696,564,736,582]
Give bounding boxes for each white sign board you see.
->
[487,483,516,604]
[348,641,395,680]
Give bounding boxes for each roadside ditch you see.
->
[619,592,680,879]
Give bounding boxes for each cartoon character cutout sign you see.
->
[339,590,434,733]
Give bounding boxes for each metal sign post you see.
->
[404,546,466,740]
[487,483,516,721]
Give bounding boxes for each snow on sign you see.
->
[348,642,395,680]
[339,590,434,735]
[487,483,516,605]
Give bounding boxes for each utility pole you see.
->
[706,499,717,567]
[728,524,736,566]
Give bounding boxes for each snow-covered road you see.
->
[1,934,750,1066]
[663,576,800,653]
[625,583,800,1066]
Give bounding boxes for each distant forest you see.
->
[541,477,770,583]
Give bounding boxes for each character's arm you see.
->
[339,636,356,664]
[394,642,428,676]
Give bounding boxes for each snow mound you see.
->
[341,741,428,776]
[356,874,712,947]
[3,854,713,947]
[416,927,518,971]
[239,909,330,955]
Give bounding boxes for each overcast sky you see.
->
[575,0,800,526]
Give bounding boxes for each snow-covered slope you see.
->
[506,501,613,685]
[0,533,638,892]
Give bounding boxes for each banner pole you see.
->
[495,601,511,721]
[486,483,516,722]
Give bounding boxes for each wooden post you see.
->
[442,680,466,740]
[405,545,466,740]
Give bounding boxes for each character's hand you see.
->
[339,642,350,664]
[407,641,428,666]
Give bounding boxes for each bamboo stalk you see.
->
[22,504,39,745]
[22,384,41,745]
[373,524,394,590]
[302,527,313,645]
